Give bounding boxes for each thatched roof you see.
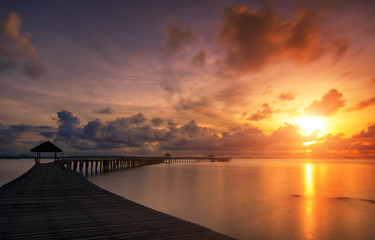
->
[30,141,63,152]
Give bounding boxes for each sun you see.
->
[295,116,326,137]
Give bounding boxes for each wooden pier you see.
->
[0,163,234,239]
[57,156,231,175]
[57,157,164,175]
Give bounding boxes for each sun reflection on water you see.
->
[304,163,315,240]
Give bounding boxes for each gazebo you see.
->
[30,141,63,164]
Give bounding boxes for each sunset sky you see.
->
[1,0,374,158]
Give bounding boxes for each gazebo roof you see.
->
[30,141,63,153]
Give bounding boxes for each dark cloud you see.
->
[0,123,55,152]
[305,89,345,116]
[0,12,44,78]
[164,18,196,54]
[93,107,114,114]
[10,124,32,132]
[55,110,82,144]
[130,112,147,124]
[47,110,265,153]
[0,123,18,145]
[218,3,345,74]
[219,4,279,72]
[247,103,275,121]
[278,92,296,101]
[2,111,375,157]
[151,117,164,127]
[83,119,103,140]
[347,96,375,111]
[39,131,55,138]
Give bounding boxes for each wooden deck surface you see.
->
[0,163,234,239]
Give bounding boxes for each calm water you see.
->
[87,159,375,240]
[0,159,35,186]
[1,159,375,239]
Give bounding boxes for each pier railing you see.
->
[57,156,230,175]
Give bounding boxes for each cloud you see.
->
[214,82,252,106]
[175,97,211,112]
[304,89,345,116]
[191,50,206,66]
[219,4,280,72]
[311,123,375,156]
[347,96,375,111]
[268,123,306,150]
[0,123,18,145]
[39,131,55,138]
[218,3,344,74]
[270,123,302,143]
[164,18,196,54]
[331,39,350,62]
[0,12,44,78]
[2,111,375,157]
[247,103,275,121]
[151,117,164,127]
[159,69,192,95]
[55,110,82,145]
[278,92,296,101]
[0,123,55,155]
[352,123,375,139]
[93,106,114,114]
[282,8,323,63]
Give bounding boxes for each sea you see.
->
[1,158,375,240]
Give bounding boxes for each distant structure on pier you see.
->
[30,141,63,164]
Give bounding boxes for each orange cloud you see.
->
[278,92,296,101]
[347,96,375,111]
[282,8,323,63]
[0,12,44,78]
[247,103,275,121]
[304,89,345,116]
[218,4,348,74]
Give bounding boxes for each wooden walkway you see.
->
[0,163,234,239]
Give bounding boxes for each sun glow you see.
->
[296,117,326,137]
[303,141,317,146]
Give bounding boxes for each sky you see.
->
[0,0,374,158]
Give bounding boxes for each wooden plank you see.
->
[0,163,235,239]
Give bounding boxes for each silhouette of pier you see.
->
[0,163,234,239]
[57,156,231,175]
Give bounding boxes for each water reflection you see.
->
[305,163,314,196]
[304,163,315,239]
